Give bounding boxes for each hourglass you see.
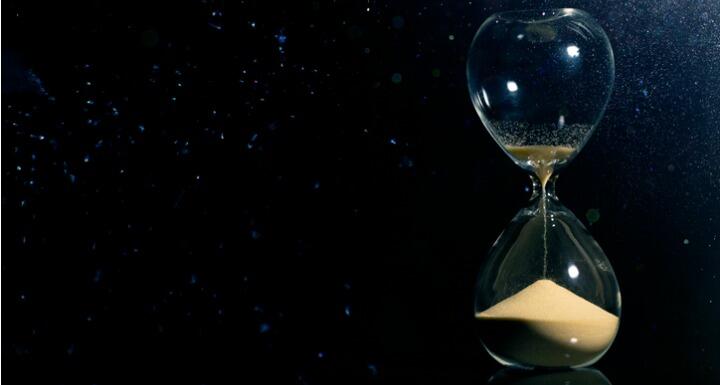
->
[467,9,620,368]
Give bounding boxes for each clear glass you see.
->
[467,9,620,369]
[467,8,615,175]
[474,175,621,368]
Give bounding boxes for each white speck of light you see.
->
[570,337,578,344]
[448,34,455,40]
[506,81,518,92]
[568,264,579,279]
[517,34,524,40]
[566,45,580,58]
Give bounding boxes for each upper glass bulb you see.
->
[467,8,614,174]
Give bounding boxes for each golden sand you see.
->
[505,145,575,188]
[476,279,619,367]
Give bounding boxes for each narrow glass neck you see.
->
[530,173,558,200]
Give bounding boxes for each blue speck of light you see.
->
[317,351,325,358]
[250,230,260,240]
[190,274,197,285]
[93,269,102,283]
[277,34,287,44]
[138,124,145,133]
[399,156,414,168]
[368,364,378,376]
[389,138,397,145]
[344,305,352,317]
[259,323,271,333]
[247,133,258,149]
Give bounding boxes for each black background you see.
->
[3,1,719,384]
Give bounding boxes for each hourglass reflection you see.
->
[467,9,620,368]
[487,368,611,385]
